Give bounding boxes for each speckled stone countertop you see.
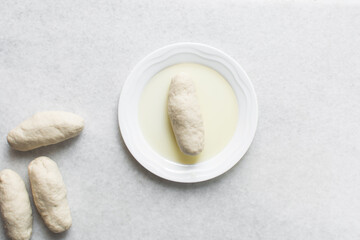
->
[0,0,359,239]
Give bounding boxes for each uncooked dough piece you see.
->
[28,157,72,233]
[7,111,84,151]
[0,169,32,240]
[168,72,205,155]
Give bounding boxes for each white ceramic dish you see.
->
[118,42,258,183]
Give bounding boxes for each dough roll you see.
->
[167,72,205,155]
[28,157,72,233]
[7,111,84,151]
[0,169,32,240]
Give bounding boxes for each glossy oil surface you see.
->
[139,63,238,164]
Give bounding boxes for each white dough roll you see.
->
[0,169,33,240]
[7,111,84,151]
[28,157,72,233]
[167,72,205,155]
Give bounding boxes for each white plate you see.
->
[118,42,258,183]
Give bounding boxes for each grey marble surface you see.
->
[1,0,360,239]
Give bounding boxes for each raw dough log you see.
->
[0,169,32,240]
[7,111,84,151]
[167,72,205,155]
[28,157,72,233]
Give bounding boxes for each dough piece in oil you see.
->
[168,72,205,155]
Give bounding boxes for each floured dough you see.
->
[167,72,205,155]
[7,111,84,151]
[0,169,32,240]
[28,156,72,233]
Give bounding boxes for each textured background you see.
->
[1,0,360,239]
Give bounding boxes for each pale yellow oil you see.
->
[138,63,238,164]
